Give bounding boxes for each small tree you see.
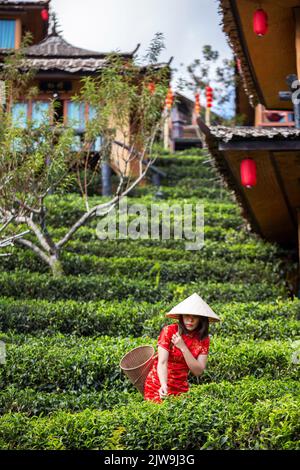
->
[0,33,170,276]
[180,44,245,125]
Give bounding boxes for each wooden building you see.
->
[199,0,300,297]
[168,93,203,151]
[0,0,169,189]
[165,92,225,152]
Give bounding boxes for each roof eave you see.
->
[197,117,263,236]
[0,0,49,11]
[218,0,262,108]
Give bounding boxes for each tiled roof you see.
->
[0,1,49,6]
[0,1,48,4]
[0,32,138,73]
[22,57,108,73]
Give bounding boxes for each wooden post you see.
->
[205,107,211,126]
[295,8,300,79]
[101,161,112,196]
[163,110,170,151]
[15,18,22,49]
[255,104,264,126]
[293,10,300,129]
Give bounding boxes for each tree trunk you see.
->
[49,254,64,277]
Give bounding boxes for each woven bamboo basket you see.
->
[119,345,157,395]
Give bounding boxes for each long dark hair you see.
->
[178,315,209,341]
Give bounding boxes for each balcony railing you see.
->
[256,105,295,127]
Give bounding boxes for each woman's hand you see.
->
[159,383,168,399]
[171,332,186,352]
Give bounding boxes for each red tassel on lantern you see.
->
[240,159,257,188]
[253,9,268,37]
[41,9,49,21]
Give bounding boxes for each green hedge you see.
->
[0,377,299,449]
[40,193,242,228]
[0,297,298,341]
[49,224,258,244]
[0,251,284,285]
[0,271,287,302]
[1,237,283,265]
[0,335,298,392]
[12,223,228,247]
[0,297,159,337]
[0,376,299,418]
[63,238,280,262]
[0,385,138,416]
[132,184,233,202]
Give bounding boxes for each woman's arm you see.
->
[157,346,169,397]
[172,332,207,377]
[180,345,206,377]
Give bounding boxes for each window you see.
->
[0,19,16,49]
[66,101,102,151]
[32,101,51,127]
[88,105,103,152]
[11,102,28,128]
[67,101,85,130]
[12,101,52,128]
[10,102,27,152]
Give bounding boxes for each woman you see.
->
[143,293,221,403]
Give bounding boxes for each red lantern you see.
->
[206,86,213,109]
[147,82,156,95]
[41,9,49,21]
[165,86,174,110]
[253,9,268,37]
[194,93,201,115]
[240,159,257,188]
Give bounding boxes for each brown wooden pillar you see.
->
[295,8,300,79]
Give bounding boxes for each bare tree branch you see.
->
[14,237,50,264]
[0,215,15,234]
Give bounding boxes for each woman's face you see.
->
[182,314,201,332]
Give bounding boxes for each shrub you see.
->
[0,335,298,393]
[0,377,299,450]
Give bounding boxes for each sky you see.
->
[50,0,234,115]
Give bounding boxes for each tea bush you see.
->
[0,150,298,450]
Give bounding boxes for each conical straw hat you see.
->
[166,293,221,323]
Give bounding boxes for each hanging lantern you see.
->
[205,86,213,109]
[194,92,201,115]
[253,9,268,37]
[165,86,174,110]
[147,82,156,95]
[41,8,49,21]
[240,159,257,188]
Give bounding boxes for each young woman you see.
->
[143,293,220,403]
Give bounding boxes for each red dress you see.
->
[144,323,210,403]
